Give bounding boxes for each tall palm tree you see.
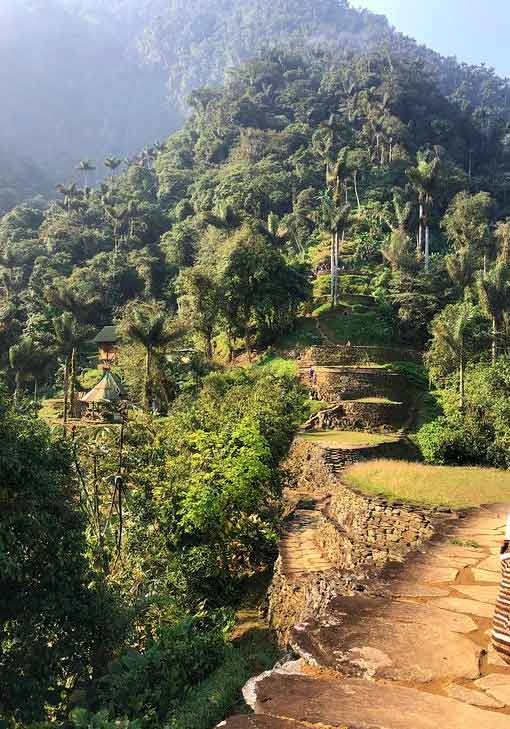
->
[52,312,90,422]
[77,160,96,188]
[382,229,415,272]
[407,153,441,271]
[120,302,177,412]
[104,156,123,180]
[477,262,510,364]
[431,301,477,410]
[9,337,49,402]
[46,284,96,419]
[495,220,510,264]
[445,247,477,292]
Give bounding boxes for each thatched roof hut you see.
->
[80,371,126,404]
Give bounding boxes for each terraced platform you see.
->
[221,505,510,728]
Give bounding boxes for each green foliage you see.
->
[0,391,113,723]
[95,611,233,725]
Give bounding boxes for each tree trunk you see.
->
[417,203,424,256]
[63,354,70,423]
[459,344,465,412]
[69,347,77,418]
[330,232,335,307]
[483,251,488,276]
[204,332,213,360]
[492,316,498,364]
[143,347,152,412]
[425,224,430,272]
[14,373,21,404]
[353,171,361,210]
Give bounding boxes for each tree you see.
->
[104,156,123,184]
[119,301,178,411]
[445,246,477,292]
[77,160,96,188]
[477,262,510,363]
[430,301,478,410]
[407,153,441,271]
[441,191,493,273]
[46,284,96,418]
[177,267,221,359]
[0,394,104,722]
[8,336,49,402]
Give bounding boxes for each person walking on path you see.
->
[493,513,510,665]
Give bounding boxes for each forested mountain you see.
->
[3,0,510,214]
[6,5,510,727]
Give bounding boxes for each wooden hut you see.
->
[93,325,119,369]
[80,371,127,422]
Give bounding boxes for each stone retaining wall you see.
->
[316,367,410,403]
[270,442,434,643]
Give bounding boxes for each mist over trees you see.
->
[4,0,510,214]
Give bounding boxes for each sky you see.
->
[355,0,510,77]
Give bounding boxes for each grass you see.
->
[169,627,280,729]
[278,317,321,349]
[317,309,395,346]
[344,459,510,508]
[297,430,397,448]
[38,398,63,425]
[256,353,298,377]
[305,399,332,417]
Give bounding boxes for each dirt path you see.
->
[222,504,510,728]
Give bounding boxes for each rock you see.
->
[477,556,502,573]
[220,718,306,729]
[486,644,509,668]
[447,683,504,708]
[455,585,500,604]
[430,597,495,619]
[475,673,510,705]
[406,564,459,583]
[472,568,499,583]
[391,582,450,598]
[290,595,481,682]
[251,674,510,728]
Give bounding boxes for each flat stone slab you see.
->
[430,597,495,619]
[391,582,450,598]
[477,556,502,573]
[250,674,510,729]
[476,673,510,705]
[407,565,459,583]
[455,585,500,604]
[447,683,504,708]
[430,545,485,560]
[290,596,481,682]
[472,568,499,582]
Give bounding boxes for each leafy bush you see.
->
[416,416,469,465]
[95,611,233,725]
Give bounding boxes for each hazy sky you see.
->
[356,1,510,77]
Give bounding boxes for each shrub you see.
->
[416,416,469,465]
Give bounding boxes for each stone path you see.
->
[279,505,334,579]
[221,503,510,728]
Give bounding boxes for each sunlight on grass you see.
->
[344,459,510,508]
[297,430,397,448]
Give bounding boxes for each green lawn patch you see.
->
[297,430,397,448]
[353,397,402,405]
[256,354,298,377]
[344,459,510,508]
[317,309,395,346]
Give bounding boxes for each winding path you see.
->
[222,504,510,728]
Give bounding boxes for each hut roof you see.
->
[80,371,126,403]
[93,325,119,344]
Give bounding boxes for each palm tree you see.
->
[495,220,510,264]
[55,183,78,214]
[104,156,123,178]
[9,337,49,402]
[46,284,96,419]
[477,262,510,364]
[407,153,441,271]
[77,160,96,188]
[431,301,477,410]
[382,229,415,272]
[120,302,177,412]
[445,247,477,292]
[52,312,90,422]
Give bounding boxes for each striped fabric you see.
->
[493,551,510,665]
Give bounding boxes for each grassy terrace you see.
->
[298,430,398,448]
[344,459,510,508]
